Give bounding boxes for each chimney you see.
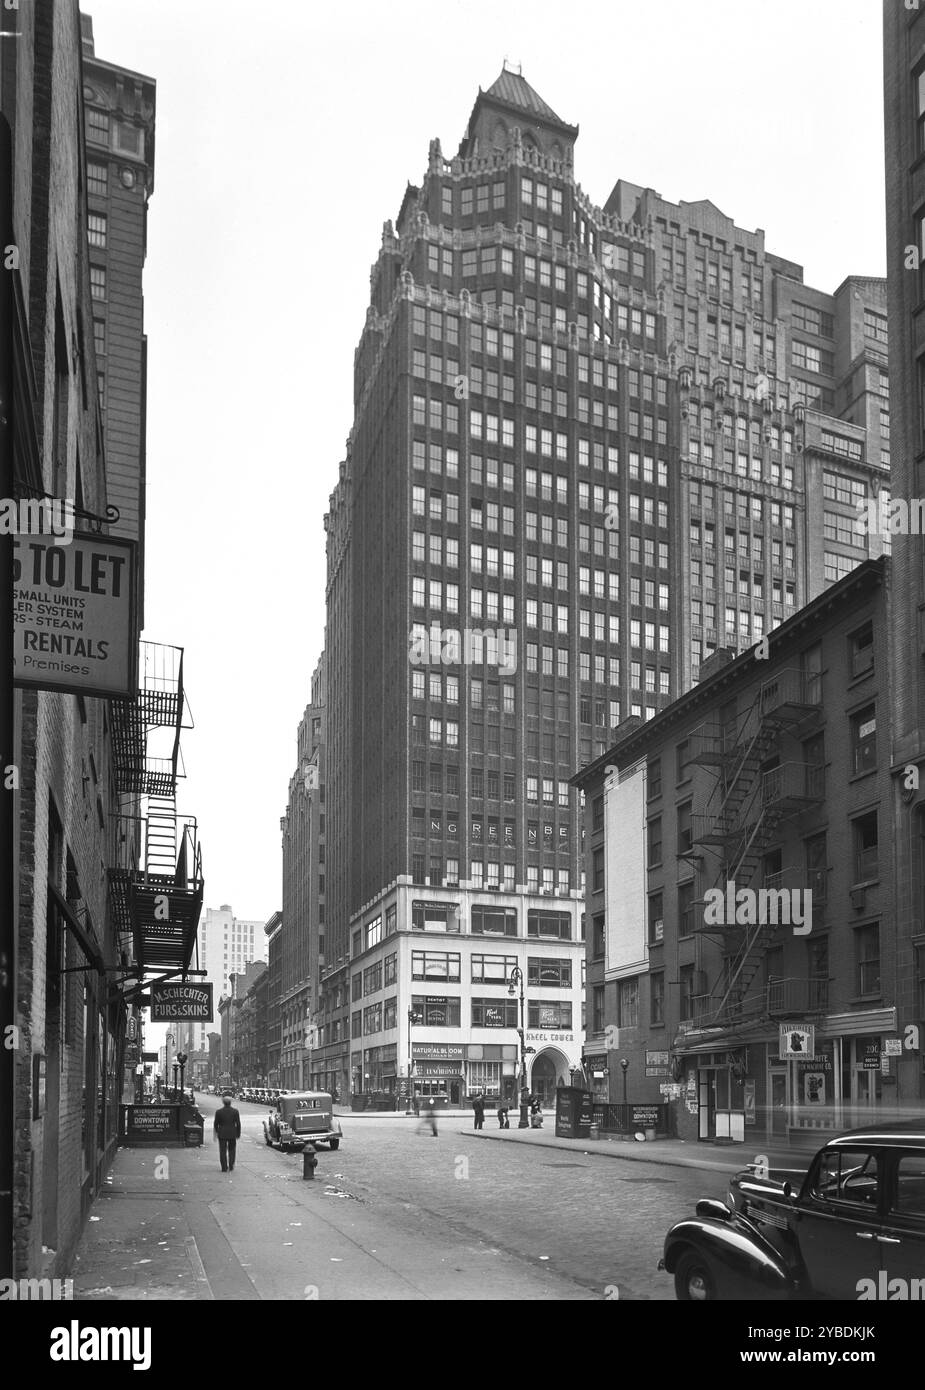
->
[699,647,737,682]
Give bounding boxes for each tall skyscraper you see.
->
[309,68,890,1105]
[176,904,267,1057]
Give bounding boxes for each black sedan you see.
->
[659,1124,925,1300]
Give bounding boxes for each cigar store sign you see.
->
[13,533,138,698]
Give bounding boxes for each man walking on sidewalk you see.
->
[214,1093,241,1172]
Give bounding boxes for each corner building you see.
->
[316,69,890,1107]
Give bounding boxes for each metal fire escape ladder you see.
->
[702,671,823,1025]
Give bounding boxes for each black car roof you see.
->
[827,1122,925,1148]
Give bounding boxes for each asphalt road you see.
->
[190,1094,728,1299]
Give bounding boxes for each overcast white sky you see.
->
[85,0,886,929]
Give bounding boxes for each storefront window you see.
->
[468,1061,501,1097]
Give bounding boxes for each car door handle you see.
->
[876,1235,901,1244]
[855,1231,875,1239]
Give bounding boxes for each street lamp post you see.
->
[620,1057,629,1121]
[407,1007,422,1115]
[177,1051,188,1100]
[508,966,529,1128]
[171,1061,179,1098]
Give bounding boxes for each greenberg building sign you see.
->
[150,982,213,1022]
[13,532,138,698]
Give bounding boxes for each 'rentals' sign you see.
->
[13,532,138,698]
[150,982,213,1022]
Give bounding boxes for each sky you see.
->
[84,0,887,928]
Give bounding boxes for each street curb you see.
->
[455,1128,795,1177]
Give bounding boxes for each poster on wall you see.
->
[743,1078,756,1124]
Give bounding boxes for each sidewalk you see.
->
[71,1146,214,1300]
[453,1126,810,1177]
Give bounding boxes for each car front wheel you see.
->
[674,1250,716,1302]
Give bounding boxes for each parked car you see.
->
[659,1123,925,1301]
[263,1091,343,1153]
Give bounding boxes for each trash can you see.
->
[183,1123,203,1147]
[589,1122,600,1141]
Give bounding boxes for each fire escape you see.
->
[108,642,204,980]
[682,668,823,1029]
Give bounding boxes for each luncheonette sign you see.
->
[150,982,213,1022]
[13,532,138,697]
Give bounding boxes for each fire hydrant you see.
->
[302,1143,318,1181]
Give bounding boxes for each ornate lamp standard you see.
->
[508,966,529,1128]
[177,1051,188,1099]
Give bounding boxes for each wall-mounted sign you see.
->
[412,1043,463,1060]
[779,1024,815,1060]
[883,1038,903,1056]
[525,1032,573,1043]
[861,1039,881,1071]
[646,1050,670,1067]
[13,531,138,698]
[150,981,213,1022]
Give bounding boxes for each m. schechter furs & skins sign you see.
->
[150,982,213,1021]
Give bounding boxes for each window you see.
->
[678,880,694,938]
[86,108,110,144]
[528,957,571,987]
[650,972,664,1026]
[412,995,461,1026]
[617,977,639,1028]
[472,997,518,1028]
[471,954,517,983]
[850,705,877,776]
[863,309,888,346]
[849,622,874,679]
[363,961,383,994]
[90,267,106,301]
[592,914,605,959]
[853,811,879,883]
[805,832,828,904]
[527,910,572,940]
[592,848,605,893]
[87,213,107,248]
[592,985,605,1034]
[412,950,461,982]
[647,816,662,866]
[855,925,880,997]
[471,906,517,936]
[527,1001,572,1029]
[648,893,664,945]
[677,802,692,856]
[411,902,459,933]
[87,162,108,197]
[677,965,698,1022]
[812,1149,880,1208]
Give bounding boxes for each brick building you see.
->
[2,0,154,1281]
[882,0,925,1122]
[279,662,326,1090]
[576,557,923,1144]
[307,68,889,1108]
[79,13,154,624]
[264,911,282,1086]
